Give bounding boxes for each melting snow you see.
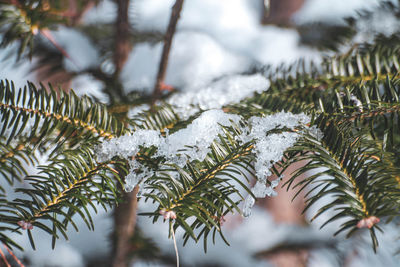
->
[240,112,311,217]
[97,107,315,218]
[97,110,241,190]
[168,74,270,119]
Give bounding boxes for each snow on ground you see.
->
[137,203,314,267]
[128,0,319,93]
[121,31,250,92]
[0,45,36,89]
[294,0,382,24]
[50,27,100,72]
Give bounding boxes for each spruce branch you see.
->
[0,137,37,191]
[0,80,127,145]
[1,145,129,250]
[138,124,256,250]
[281,116,400,251]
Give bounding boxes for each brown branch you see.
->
[152,0,185,101]
[259,160,309,267]
[262,0,304,26]
[114,0,131,75]
[64,0,96,25]
[110,3,140,265]
[112,186,139,267]
[0,246,10,267]
[3,245,25,267]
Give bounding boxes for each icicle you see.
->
[243,195,255,217]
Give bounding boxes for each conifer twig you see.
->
[152,0,185,101]
[3,245,24,267]
[0,246,10,267]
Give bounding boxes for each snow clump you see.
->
[168,74,270,119]
[156,110,240,165]
[97,110,240,191]
[240,112,312,217]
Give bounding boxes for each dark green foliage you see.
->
[0,79,127,143]
[281,116,400,251]
[0,80,129,249]
[0,136,37,191]
[298,22,356,51]
[2,36,400,252]
[0,1,63,58]
[1,0,400,258]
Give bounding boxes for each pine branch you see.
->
[0,137,37,191]
[139,125,255,250]
[259,36,400,106]
[1,145,129,250]
[130,103,179,131]
[0,80,127,145]
[0,80,130,250]
[281,116,400,251]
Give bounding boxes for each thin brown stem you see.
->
[112,186,139,267]
[114,0,131,75]
[0,246,10,267]
[262,0,304,26]
[260,161,309,267]
[153,0,185,101]
[3,245,24,267]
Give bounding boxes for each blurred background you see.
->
[1,0,400,266]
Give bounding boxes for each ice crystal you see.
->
[308,125,324,141]
[240,112,312,217]
[97,101,317,218]
[240,111,310,181]
[168,74,270,119]
[124,166,154,192]
[243,195,256,217]
[96,129,162,162]
[253,132,300,180]
[157,109,240,165]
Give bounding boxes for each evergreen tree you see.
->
[1,0,400,266]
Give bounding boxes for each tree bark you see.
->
[114,0,131,75]
[259,161,309,267]
[152,0,185,100]
[112,186,139,267]
[262,0,305,26]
